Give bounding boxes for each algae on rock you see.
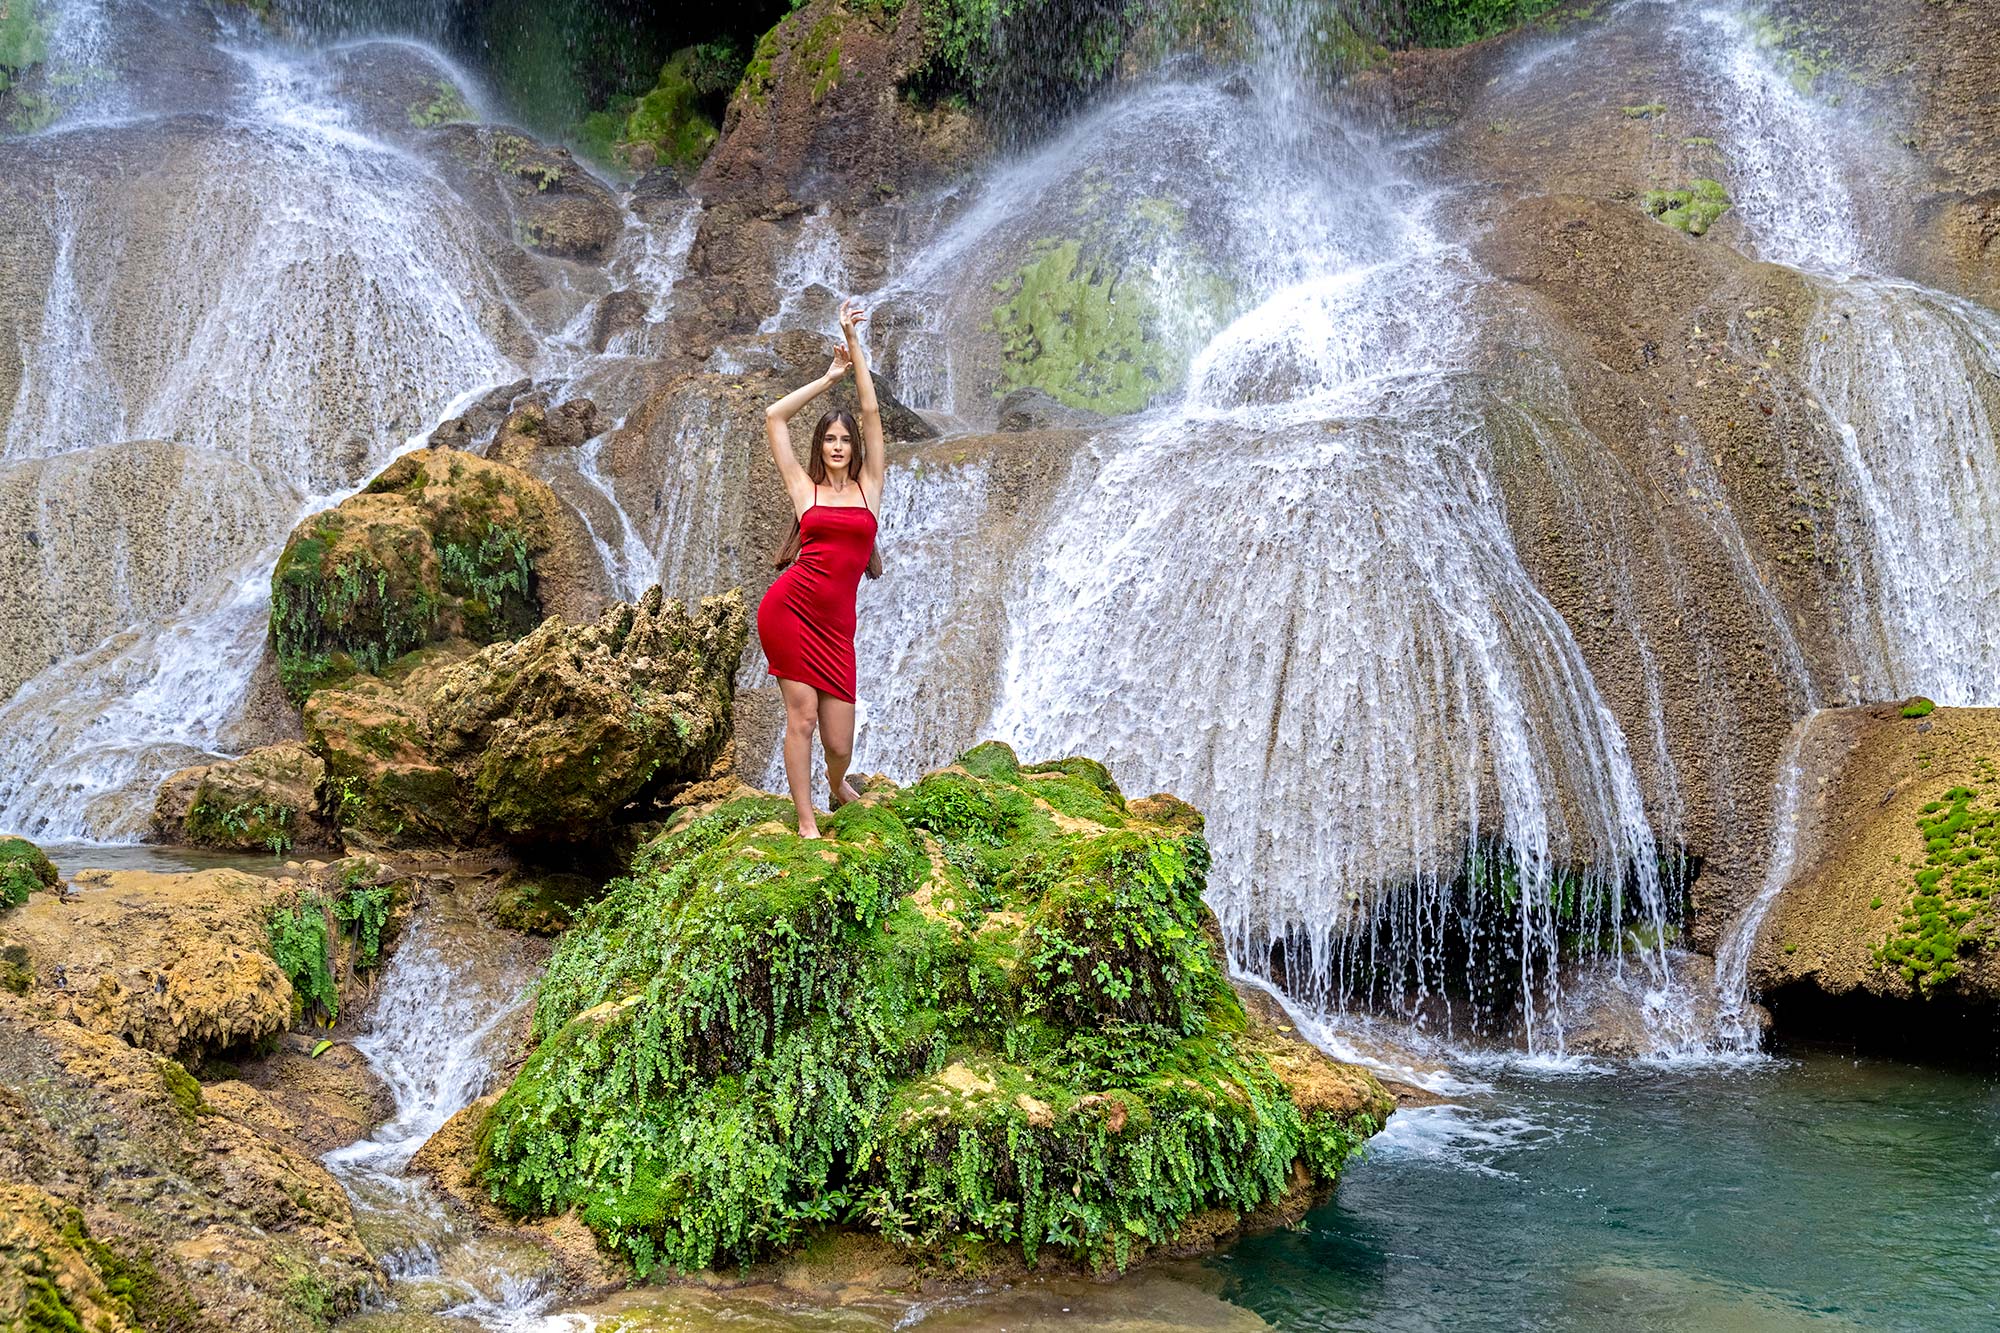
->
[478,742,1391,1275]
[0,835,58,909]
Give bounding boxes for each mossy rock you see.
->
[269,450,562,705]
[490,871,603,935]
[1642,178,1732,236]
[478,744,1391,1275]
[0,836,58,910]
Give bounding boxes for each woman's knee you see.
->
[822,737,852,765]
[785,705,818,737]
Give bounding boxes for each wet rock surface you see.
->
[152,741,340,855]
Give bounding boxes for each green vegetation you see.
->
[1746,11,1835,97]
[1643,178,1732,235]
[0,835,58,909]
[491,871,603,935]
[479,743,1387,1275]
[185,799,296,856]
[270,453,545,704]
[1876,777,2000,992]
[408,78,475,128]
[265,868,398,1024]
[0,0,49,98]
[1399,0,1569,48]
[990,195,1233,415]
[1621,102,1667,118]
[1902,697,1937,719]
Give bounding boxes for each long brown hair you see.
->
[772,409,883,578]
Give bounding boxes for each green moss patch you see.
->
[1877,777,2000,992]
[479,745,1388,1276]
[1643,178,1731,235]
[0,835,58,909]
[408,78,475,128]
[1902,698,1937,719]
[0,0,50,97]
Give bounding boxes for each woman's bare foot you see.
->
[798,819,821,840]
[830,779,863,809]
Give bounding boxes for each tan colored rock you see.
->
[152,742,338,854]
[0,993,382,1332]
[0,869,291,1060]
[1752,704,2000,1014]
[0,441,302,701]
[304,589,747,846]
[235,1034,396,1157]
[0,1183,139,1333]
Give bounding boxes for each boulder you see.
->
[475,742,1392,1276]
[0,992,382,1333]
[152,742,339,855]
[304,588,748,847]
[1751,704,2000,1038]
[484,396,602,471]
[0,869,291,1060]
[268,448,606,704]
[0,836,58,910]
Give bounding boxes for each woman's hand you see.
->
[839,298,868,341]
[826,343,853,382]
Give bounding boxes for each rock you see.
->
[0,441,302,702]
[0,992,382,1331]
[426,378,533,452]
[0,1183,143,1333]
[698,0,986,210]
[1751,705,2000,1039]
[305,589,747,847]
[268,448,606,704]
[488,871,603,936]
[995,386,1106,432]
[426,124,624,264]
[475,741,1392,1275]
[0,869,291,1060]
[484,396,602,471]
[151,742,338,855]
[0,836,59,910]
[236,1033,396,1156]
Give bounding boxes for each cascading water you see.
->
[1676,3,2000,707]
[0,14,542,840]
[323,893,560,1325]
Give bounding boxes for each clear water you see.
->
[1217,1053,2000,1331]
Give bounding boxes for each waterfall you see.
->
[0,25,531,841]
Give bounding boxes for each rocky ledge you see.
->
[457,742,1391,1278]
[1752,702,2000,1047]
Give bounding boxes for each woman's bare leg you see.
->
[818,694,862,808]
[779,678,823,837]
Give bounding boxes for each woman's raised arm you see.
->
[765,348,851,511]
[840,299,886,495]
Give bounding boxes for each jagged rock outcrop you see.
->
[152,742,339,854]
[269,448,606,704]
[0,991,382,1333]
[1750,704,2000,1038]
[302,588,747,847]
[473,742,1392,1275]
[0,868,293,1060]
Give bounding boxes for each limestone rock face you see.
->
[477,742,1392,1276]
[1752,705,2000,1022]
[269,448,606,704]
[698,0,984,210]
[0,869,291,1060]
[304,589,748,847]
[152,742,338,854]
[0,992,382,1333]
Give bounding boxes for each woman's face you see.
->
[822,421,854,473]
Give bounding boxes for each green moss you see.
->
[1621,102,1667,118]
[158,1057,206,1118]
[1902,697,1936,719]
[480,743,1386,1275]
[1,941,30,994]
[0,834,58,909]
[1642,178,1731,236]
[1746,11,1835,96]
[1399,0,1569,48]
[1875,780,2000,992]
[491,872,603,936]
[621,47,720,170]
[408,78,475,128]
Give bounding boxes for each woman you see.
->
[757,298,885,839]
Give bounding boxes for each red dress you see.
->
[757,485,878,702]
